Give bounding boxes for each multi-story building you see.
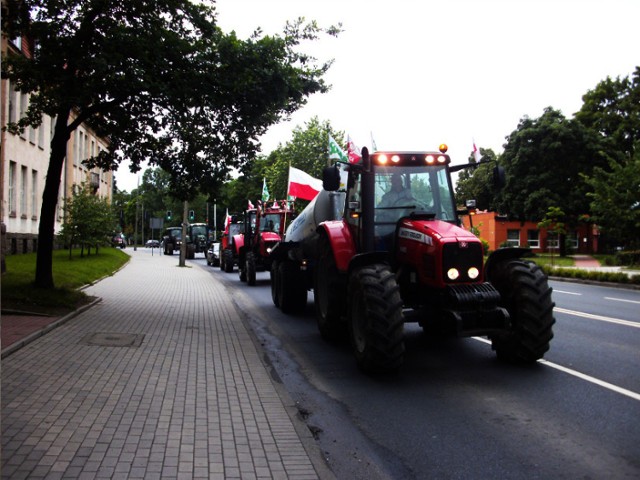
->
[1,31,113,257]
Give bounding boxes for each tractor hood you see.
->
[260,231,282,243]
[399,219,479,246]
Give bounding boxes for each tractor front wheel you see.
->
[314,236,347,341]
[348,264,405,373]
[223,249,234,273]
[490,260,555,363]
[271,260,280,307]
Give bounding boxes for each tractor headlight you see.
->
[468,267,480,280]
[447,268,460,280]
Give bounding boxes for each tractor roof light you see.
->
[437,155,447,164]
[391,154,401,163]
[439,144,448,153]
[425,155,435,164]
[378,154,388,165]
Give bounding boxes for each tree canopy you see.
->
[495,107,610,223]
[2,0,339,287]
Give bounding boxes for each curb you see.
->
[1,297,102,359]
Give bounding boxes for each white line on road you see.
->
[554,307,640,328]
[605,296,640,305]
[554,290,582,295]
[472,337,640,402]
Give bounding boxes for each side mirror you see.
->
[323,165,341,192]
[493,165,506,189]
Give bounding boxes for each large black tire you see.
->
[489,259,555,363]
[348,264,405,373]
[164,243,173,255]
[314,237,347,341]
[246,252,257,286]
[223,249,234,273]
[271,261,280,307]
[187,244,195,260]
[278,261,307,314]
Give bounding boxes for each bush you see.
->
[614,250,640,267]
[542,265,640,285]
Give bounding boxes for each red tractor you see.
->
[270,146,555,373]
[220,215,244,273]
[234,202,290,286]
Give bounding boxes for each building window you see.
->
[8,80,17,124]
[32,170,38,218]
[19,93,28,139]
[9,162,16,215]
[527,229,540,248]
[547,232,559,249]
[38,116,45,149]
[21,166,28,216]
[567,231,579,249]
[506,229,520,247]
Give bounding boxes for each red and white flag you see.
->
[288,166,322,201]
[224,208,231,229]
[472,139,482,163]
[347,135,361,164]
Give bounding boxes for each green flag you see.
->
[328,135,348,162]
[262,177,270,202]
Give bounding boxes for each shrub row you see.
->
[542,266,640,285]
[615,250,640,266]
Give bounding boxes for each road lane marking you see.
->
[472,337,640,402]
[605,296,640,305]
[554,307,640,328]
[554,290,582,295]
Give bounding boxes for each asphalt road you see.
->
[195,257,640,479]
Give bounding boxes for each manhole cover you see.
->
[81,332,144,347]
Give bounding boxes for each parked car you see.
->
[146,239,160,248]
[206,242,221,267]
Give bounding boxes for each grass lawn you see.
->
[527,253,575,268]
[2,247,129,315]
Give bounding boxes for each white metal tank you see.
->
[285,190,345,244]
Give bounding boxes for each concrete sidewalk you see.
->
[2,248,329,479]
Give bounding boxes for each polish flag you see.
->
[472,140,482,163]
[347,135,361,164]
[288,166,322,201]
[224,209,231,229]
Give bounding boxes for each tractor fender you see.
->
[317,221,356,273]
[231,234,244,255]
[484,247,532,283]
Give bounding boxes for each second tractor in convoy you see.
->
[270,146,555,373]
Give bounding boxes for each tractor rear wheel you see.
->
[490,260,555,363]
[278,261,307,313]
[246,252,257,286]
[314,237,347,341]
[348,264,405,373]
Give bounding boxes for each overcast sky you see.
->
[115,0,639,192]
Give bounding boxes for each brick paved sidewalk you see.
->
[1,248,329,479]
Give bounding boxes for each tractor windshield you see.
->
[374,165,456,231]
[260,213,282,233]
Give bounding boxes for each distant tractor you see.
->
[187,222,212,259]
[235,202,291,286]
[220,217,244,273]
[162,227,184,255]
[270,146,555,373]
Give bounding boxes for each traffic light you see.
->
[166,210,172,221]
[189,210,195,221]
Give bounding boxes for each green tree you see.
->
[575,66,640,158]
[220,117,343,214]
[538,206,567,261]
[60,185,116,257]
[2,1,339,287]
[495,108,609,224]
[584,152,640,250]
[454,147,500,211]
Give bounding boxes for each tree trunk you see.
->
[35,109,71,288]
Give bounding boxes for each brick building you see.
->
[460,211,599,254]
[1,31,113,257]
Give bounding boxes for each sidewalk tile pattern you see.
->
[2,250,320,479]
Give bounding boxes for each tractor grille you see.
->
[442,242,483,283]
